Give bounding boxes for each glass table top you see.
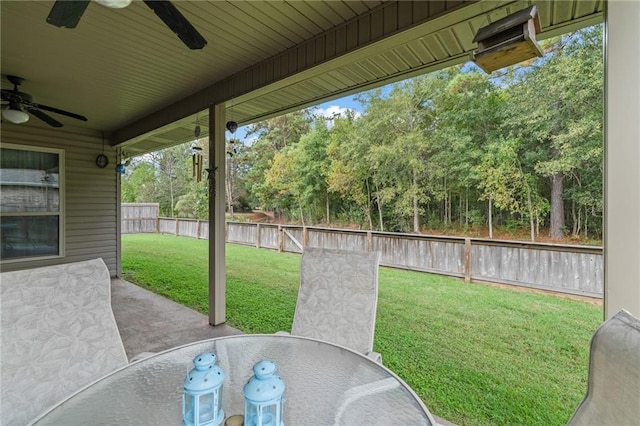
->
[33,334,435,425]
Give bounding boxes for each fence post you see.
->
[196,220,201,239]
[464,238,472,283]
[175,218,179,236]
[256,223,261,248]
[225,222,229,243]
[303,226,308,248]
[156,205,160,233]
[367,231,373,251]
[278,225,283,252]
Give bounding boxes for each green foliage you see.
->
[175,180,208,219]
[122,26,604,241]
[122,234,602,426]
[502,25,604,238]
[121,162,157,203]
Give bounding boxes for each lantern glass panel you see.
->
[184,393,195,424]
[245,403,280,426]
[199,393,215,423]
[216,385,224,413]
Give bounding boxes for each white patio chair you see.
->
[282,247,382,363]
[1,258,129,426]
[567,309,640,425]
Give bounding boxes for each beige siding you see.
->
[0,124,118,276]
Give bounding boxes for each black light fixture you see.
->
[226,121,238,134]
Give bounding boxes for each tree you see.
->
[121,161,157,203]
[356,80,432,232]
[327,112,376,229]
[292,120,333,223]
[504,25,603,239]
[425,69,504,229]
[264,148,302,221]
[225,138,250,217]
[244,111,313,215]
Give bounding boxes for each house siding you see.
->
[1,124,119,276]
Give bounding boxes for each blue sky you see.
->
[315,95,364,115]
[229,93,365,144]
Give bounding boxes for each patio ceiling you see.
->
[1,1,603,156]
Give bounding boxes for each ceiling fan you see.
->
[46,0,207,50]
[1,75,88,128]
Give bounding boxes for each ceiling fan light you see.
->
[95,0,132,9]
[2,109,30,124]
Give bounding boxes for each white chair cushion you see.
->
[291,247,381,358]
[1,258,128,426]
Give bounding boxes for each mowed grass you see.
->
[121,233,602,426]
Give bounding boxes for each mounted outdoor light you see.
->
[226,121,238,134]
[471,5,543,73]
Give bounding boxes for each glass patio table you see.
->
[33,334,436,425]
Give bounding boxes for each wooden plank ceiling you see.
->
[0,1,603,156]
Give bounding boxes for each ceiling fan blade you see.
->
[34,104,88,122]
[26,108,64,128]
[46,0,90,29]
[143,0,207,50]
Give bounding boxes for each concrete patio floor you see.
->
[111,278,242,359]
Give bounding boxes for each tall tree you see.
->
[121,162,158,203]
[426,69,504,229]
[327,112,376,229]
[244,111,313,213]
[357,80,432,232]
[292,120,333,223]
[505,25,603,239]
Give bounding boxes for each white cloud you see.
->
[314,105,361,129]
[315,105,360,120]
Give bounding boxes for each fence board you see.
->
[121,203,159,234]
[121,204,603,298]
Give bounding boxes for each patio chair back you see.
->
[1,258,128,426]
[568,309,640,425]
[291,247,381,360]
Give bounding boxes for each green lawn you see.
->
[121,233,602,426]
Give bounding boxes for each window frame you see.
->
[1,143,65,263]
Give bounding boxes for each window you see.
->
[1,144,64,262]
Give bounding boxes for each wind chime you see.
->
[192,115,204,182]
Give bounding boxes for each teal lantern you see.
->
[243,360,285,426]
[183,352,225,426]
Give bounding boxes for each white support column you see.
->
[605,0,640,319]
[208,104,226,325]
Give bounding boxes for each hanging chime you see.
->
[192,147,203,182]
[192,116,203,182]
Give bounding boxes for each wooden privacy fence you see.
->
[121,203,159,234]
[226,222,603,298]
[120,205,603,298]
